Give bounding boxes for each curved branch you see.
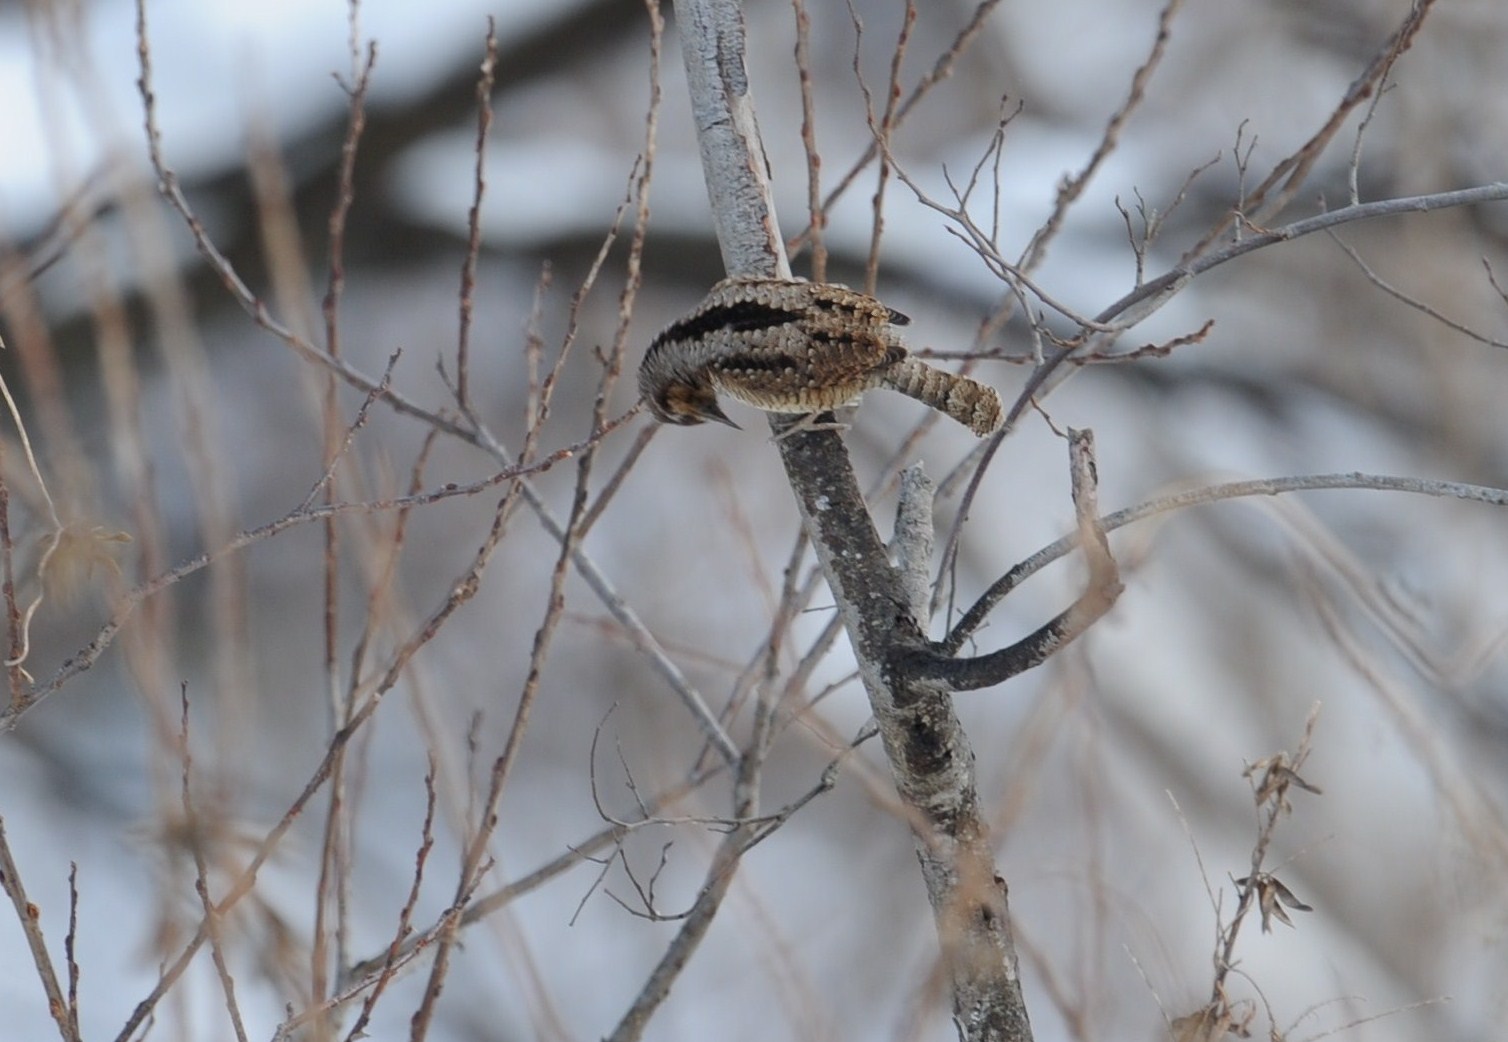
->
[909,429,1120,691]
[944,471,1508,656]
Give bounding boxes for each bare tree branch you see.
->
[905,430,1121,691]
[945,471,1508,655]
[662,1,1038,1037]
[0,816,80,1042]
[1005,181,1508,428]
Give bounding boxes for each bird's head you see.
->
[643,375,740,429]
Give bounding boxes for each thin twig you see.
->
[111,452,549,1042]
[134,0,739,769]
[1329,231,1508,348]
[789,0,827,280]
[0,815,78,1042]
[454,19,498,413]
[788,0,1005,258]
[1182,0,1441,263]
[313,18,377,1012]
[0,341,64,674]
[178,686,251,1042]
[944,471,1508,655]
[1017,0,1186,272]
[0,442,27,707]
[5,407,641,731]
[1004,181,1508,429]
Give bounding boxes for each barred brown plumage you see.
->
[638,278,1003,437]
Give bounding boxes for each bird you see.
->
[638,277,1003,437]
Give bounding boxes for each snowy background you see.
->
[2,1,1507,1040]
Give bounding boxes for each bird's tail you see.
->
[884,356,1003,437]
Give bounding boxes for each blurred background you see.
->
[2,1,1507,1040]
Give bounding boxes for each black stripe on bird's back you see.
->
[654,300,803,346]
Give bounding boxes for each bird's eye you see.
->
[654,384,711,426]
[650,393,697,425]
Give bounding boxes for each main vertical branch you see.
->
[675,0,791,279]
[669,1,1033,1038]
[776,429,1032,1042]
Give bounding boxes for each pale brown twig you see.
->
[311,32,379,1008]
[1017,0,1187,273]
[1329,232,1508,349]
[1182,708,1322,1035]
[343,764,437,1041]
[787,0,1006,258]
[64,865,80,1039]
[5,407,639,732]
[789,0,827,280]
[178,686,251,1042]
[454,19,498,413]
[110,451,548,1042]
[1182,0,1442,263]
[0,815,78,1042]
[0,448,28,709]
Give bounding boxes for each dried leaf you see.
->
[1276,765,1323,795]
[1169,1001,1253,1041]
[1246,752,1322,807]
[1237,872,1312,932]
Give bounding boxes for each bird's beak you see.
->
[704,402,741,429]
